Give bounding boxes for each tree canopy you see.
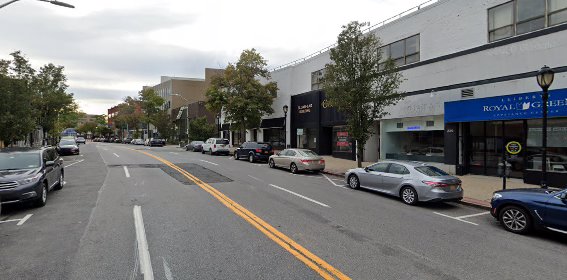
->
[323,21,404,167]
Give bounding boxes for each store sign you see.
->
[336,131,350,147]
[297,128,304,135]
[321,99,332,109]
[505,141,522,155]
[445,88,567,123]
[407,126,421,131]
[298,104,313,114]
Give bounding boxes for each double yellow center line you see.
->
[136,150,350,280]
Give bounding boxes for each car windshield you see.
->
[0,152,41,170]
[77,137,85,140]
[298,150,318,157]
[216,139,229,144]
[415,166,449,176]
[59,140,76,146]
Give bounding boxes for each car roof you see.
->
[373,160,429,167]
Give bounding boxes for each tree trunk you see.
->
[357,141,364,168]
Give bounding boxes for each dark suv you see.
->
[0,147,64,207]
[234,142,274,163]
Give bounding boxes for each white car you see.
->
[202,138,230,155]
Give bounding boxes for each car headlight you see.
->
[16,173,43,185]
[492,193,503,200]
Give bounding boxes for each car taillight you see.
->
[255,149,262,153]
[214,144,216,148]
[422,181,450,188]
[301,159,310,164]
[319,160,325,164]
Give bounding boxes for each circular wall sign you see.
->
[505,141,522,155]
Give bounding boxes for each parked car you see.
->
[268,149,325,174]
[185,141,204,152]
[148,138,163,147]
[123,138,133,144]
[345,161,463,205]
[76,137,86,144]
[0,147,64,207]
[491,188,567,235]
[159,139,166,146]
[202,138,230,155]
[113,138,122,143]
[234,141,274,163]
[56,139,80,155]
[132,139,144,145]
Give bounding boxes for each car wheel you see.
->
[290,163,298,174]
[202,150,205,154]
[499,206,532,234]
[209,149,214,155]
[348,174,359,189]
[269,159,275,168]
[35,182,47,207]
[234,153,239,160]
[54,172,64,190]
[400,186,418,205]
[249,154,255,163]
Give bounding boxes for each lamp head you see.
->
[537,65,555,90]
[283,105,289,114]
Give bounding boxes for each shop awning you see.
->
[444,88,567,123]
[260,117,285,128]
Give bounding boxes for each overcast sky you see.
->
[0,0,426,115]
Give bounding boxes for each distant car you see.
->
[148,138,163,147]
[345,161,463,205]
[76,137,86,144]
[159,139,166,146]
[268,148,325,174]
[185,141,204,152]
[132,139,144,145]
[234,141,273,163]
[113,138,122,143]
[491,188,567,235]
[123,138,133,144]
[202,138,230,155]
[0,147,64,207]
[56,139,80,155]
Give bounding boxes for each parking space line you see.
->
[269,184,330,208]
[124,166,130,178]
[64,159,84,168]
[200,160,219,166]
[133,205,154,280]
[433,212,479,226]
[456,212,490,219]
[248,175,264,182]
[322,174,346,188]
[0,219,21,224]
[169,152,179,155]
[113,153,120,158]
[16,214,32,226]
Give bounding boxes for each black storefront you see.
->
[291,90,356,160]
[445,88,567,188]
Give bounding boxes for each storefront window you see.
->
[385,130,444,163]
[332,126,352,153]
[263,128,285,149]
[526,118,567,172]
[297,128,318,150]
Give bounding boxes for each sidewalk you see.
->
[321,156,536,209]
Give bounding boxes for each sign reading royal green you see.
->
[505,141,522,155]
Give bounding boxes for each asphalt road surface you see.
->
[1,142,565,280]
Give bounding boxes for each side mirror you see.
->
[364,167,369,172]
[276,152,281,156]
[560,192,567,200]
[45,161,55,167]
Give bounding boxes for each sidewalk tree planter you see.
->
[323,21,404,167]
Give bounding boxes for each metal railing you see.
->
[270,0,440,72]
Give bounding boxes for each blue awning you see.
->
[444,88,567,123]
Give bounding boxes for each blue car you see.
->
[491,188,567,235]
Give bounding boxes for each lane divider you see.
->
[134,149,350,280]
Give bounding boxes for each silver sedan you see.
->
[345,160,463,205]
[268,149,325,174]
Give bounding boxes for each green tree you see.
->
[77,121,98,135]
[206,49,277,144]
[138,88,164,131]
[151,110,174,141]
[188,117,216,141]
[323,21,404,167]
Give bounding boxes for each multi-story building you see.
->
[255,0,567,187]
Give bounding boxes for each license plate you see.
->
[450,185,456,191]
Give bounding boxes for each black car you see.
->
[57,139,80,155]
[185,141,204,152]
[149,138,163,147]
[123,138,133,144]
[0,147,64,207]
[234,142,273,163]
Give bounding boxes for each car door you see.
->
[282,150,296,168]
[358,162,389,190]
[381,163,410,195]
[50,148,63,185]
[42,150,55,189]
[273,149,287,167]
[543,190,567,231]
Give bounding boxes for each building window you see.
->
[379,34,420,68]
[332,126,352,154]
[311,69,325,90]
[488,0,567,42]
[396,122,403,128]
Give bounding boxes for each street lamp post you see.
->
[283,105,288,149]
[536,65,555,189]
[171,94,190,141]
[216,114,221,138]
[1,0,75,9]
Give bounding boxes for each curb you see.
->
[322,170,492,210]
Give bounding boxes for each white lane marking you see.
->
[124,166,131,178]
[162,257,173,280]
[200,160,219,166]
[322,173,346,188]
[433,212,479,226]
[16,214,32,226]
[0,219,21,224]
[456,212,490,219]
[268,184,330,208]
[292,173,321,178]
[113,153,120,158]
[133,206,154,280]
[248,175,264,182]
[169,152,179,155]
[64,159,85,168]
[80,154,84,157]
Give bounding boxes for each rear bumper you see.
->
[419,189,464,202]
[253,154,272,161]
[297,163,325,171]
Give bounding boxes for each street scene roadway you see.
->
[1,142,565,280]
